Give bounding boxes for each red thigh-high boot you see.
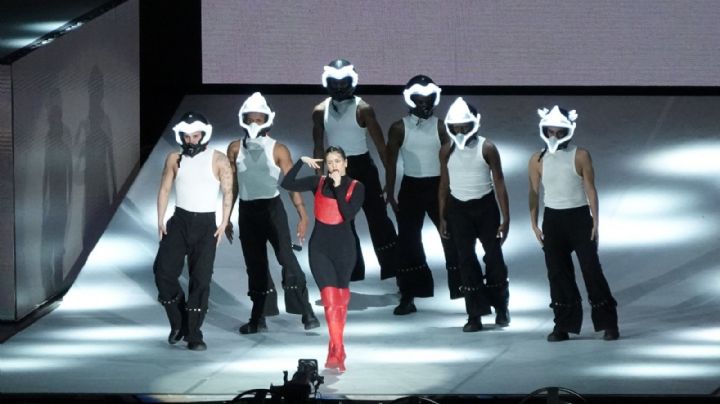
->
[321,286,345,372]
[334,288,350,371]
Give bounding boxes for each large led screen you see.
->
[202,0,720,86]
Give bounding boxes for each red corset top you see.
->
[314,176,357,225]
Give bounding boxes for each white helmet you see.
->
[537,105,577,153]
[238,92,275,139]
[322,59,358,101]
[322,61,358,88]
[172,112,213,145]
[444,97,481,150]
[403,75,441,109]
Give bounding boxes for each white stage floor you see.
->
[1,94,719,400]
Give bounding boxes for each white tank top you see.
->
[236,136,281,201]
[541,145,588,209]
[323,96,369,156]
[175,149,220,213]
[400,115,441,178]
[447,137,493,201]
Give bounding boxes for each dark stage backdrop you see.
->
[3,0,139,321]
[201,0,720,86]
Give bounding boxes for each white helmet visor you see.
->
[537,106,577,153]
[173,120,213,145]
[444,97,481,150]
[403,83,442,108]
[238,92,276,139]
[322,65,358,88]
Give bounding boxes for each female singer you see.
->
[281,146,365,372]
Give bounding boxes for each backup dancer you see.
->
[226,93,319,334]
[438,98,511,332]
[311,59,399,282]
[385,75,461,315]
[528,105,619,341]
[154,112,233,350]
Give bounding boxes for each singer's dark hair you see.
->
[325,145,347,159]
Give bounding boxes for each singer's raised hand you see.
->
[300,156,323,170]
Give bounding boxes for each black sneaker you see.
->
[547,330,570,342]
[495,307,511,327]
[187,340,207,351]
[168,329,183,345]
[393,298,417,315]
[462,316,483,332]
[239,317,268,334]
[302,313,320,330]
[603,328,620,341]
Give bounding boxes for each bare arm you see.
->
[385,120,405,212]
[483,140,510,244]
[438,143,452,239]
[576,147,599,241]
[157,153,179,240]
[214,150,233,245]
[358,101,388,168]
[276,142,310,244]
[528,152,544,245]
[312,104,326,174]
[437,118,450,146]
[224,141,241,242]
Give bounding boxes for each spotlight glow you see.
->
[43,326,166,341]
[121,198,172,234]
[494,220,542,259]
[587,363,720,378]
[36,38,55,46]
[420,225,446,258]
[23,21,68,33]
[599,188,717,247]
[353,347,490,364]
[0,37,41,48]
[483,314,546,332]
[494,142,534,177]
[10,343,136,357]
[85,235,155,268]
[346,318,460,336]
[671,327,720,343]
[59,286,154,311]
[601,215,714,247]
[60,22,83,32]
[218,345,324,374]
[359,241,380,274]
[0,358,71,371]
[224,358,305,374]
[701,269,720,293]
[640,142,720,179]
[603,189,696,217]
[634,344,720,359]
[502,282,549,312]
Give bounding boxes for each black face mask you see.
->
[326,77,354,101]
[181,142,207,157]
[410,94,436,119]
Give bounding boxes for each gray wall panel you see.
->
[9,0,139,320]
[0,65,15,319]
